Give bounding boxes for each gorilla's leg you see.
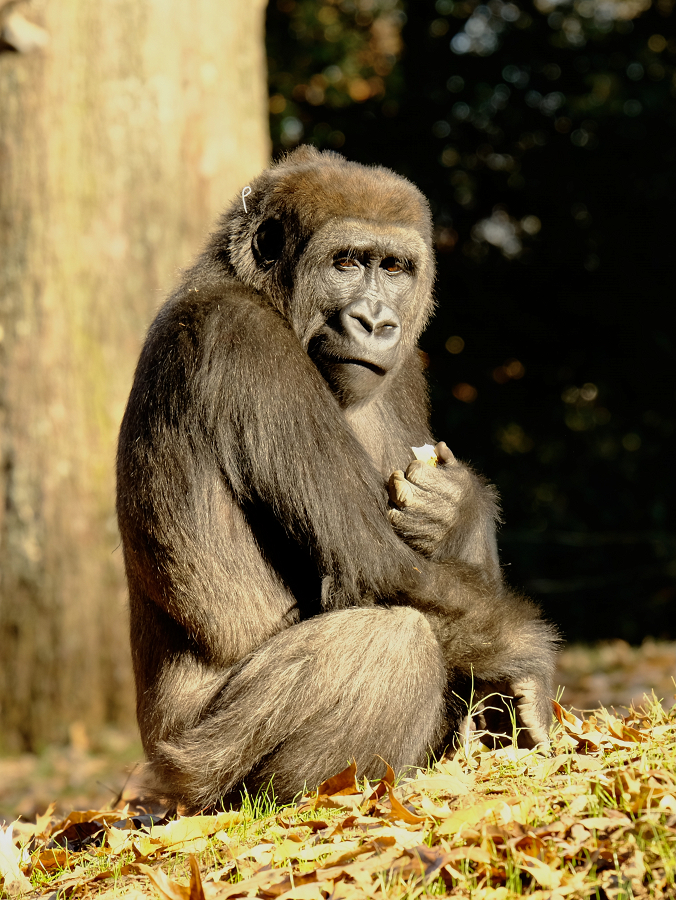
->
[149,606,448,811]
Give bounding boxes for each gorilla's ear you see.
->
[252,218,285,268]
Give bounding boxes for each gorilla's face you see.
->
[299,221,424,406]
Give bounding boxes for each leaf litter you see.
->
[1,690,676,899]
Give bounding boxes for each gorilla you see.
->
[116,146,558,813]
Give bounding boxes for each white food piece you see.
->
[411,444,438,466]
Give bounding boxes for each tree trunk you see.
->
[0,0,270,752]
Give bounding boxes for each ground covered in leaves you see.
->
[0,642,675,899]
[3,640,675,824]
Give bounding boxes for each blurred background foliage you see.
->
[266,0,676,644]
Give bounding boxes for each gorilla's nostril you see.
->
[349,312,375,334]
[375,326,394,340]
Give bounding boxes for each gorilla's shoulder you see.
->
[153,280,265,336]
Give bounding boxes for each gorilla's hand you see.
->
[388,442,500,577]
[388,442,468,555]
[471,677,552,749]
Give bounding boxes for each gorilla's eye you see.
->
[334,256,359,271]
[381,257,409,274]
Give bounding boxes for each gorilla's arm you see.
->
[388,442,556,746]
[121,283,432,619]
[177,285,428,608]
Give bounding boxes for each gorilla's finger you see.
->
[434,441,456,466]
[388,507,405,529]
[388,470,417,507]
[403,459,435,490]
[512,677,551,748]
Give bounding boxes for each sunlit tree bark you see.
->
[0,0,270,751]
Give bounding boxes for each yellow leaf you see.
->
[509,796,537,826]
[289,840,360,863]
[570,823,591,843]
[417,794,454,818]
[580,815,631,831]
[317,845,402,883]
[574,754,604,771]
[438,757,472,778]
[516,853,562,889]
[447,845,492,864]
[323,835,396,867]
[136,862,190,899]
[236,842,276,864]
[406,773,473,796]
[134,812,241,855]
[352,824,423,849]
[277,884,327,900]
[97,892,148,900]
[436,799,508,836]
[574,730,608,750]
[567,795,590,816]
[49,865,87,885]
[0,823,32,896]
[106,824,133,855]
[19,802,56,839]
[603,714,649,744]
[135,834,208,857]
[131,855,207,900]
[474,889,511,900]
[537,753,569,779]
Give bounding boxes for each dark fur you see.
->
[117,147,558,812]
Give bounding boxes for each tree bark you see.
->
[0,0,270,752]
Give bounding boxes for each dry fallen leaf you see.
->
[516,853,562,890]
[9,687,676,900]
[0,823,32,896]
[276,883,327,900]
[402,772,473,798]
[136,855,206,900]
[35,846,75,873]
[436,798,511,836]
[552,700,652,751]
[127,812,241,857]
[285,840,360,863]
[316,762,359,797]
[386,786,428,825]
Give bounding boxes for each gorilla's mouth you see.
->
[340,359,387,377]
